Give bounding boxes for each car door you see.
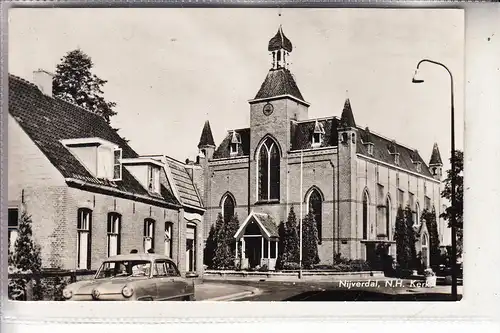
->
[153,260,187,301]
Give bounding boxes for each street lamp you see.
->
[412,59,458,300]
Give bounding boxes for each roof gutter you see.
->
[65,178,182,210]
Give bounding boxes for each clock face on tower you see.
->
[263,103,274,116]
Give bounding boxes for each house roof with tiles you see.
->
[164,156,204,210]
[8,74,180,208]
[213,128,251,159]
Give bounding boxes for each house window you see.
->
[144,219,155,252]
[164,222,173,258]
[409,193,415,210]
[385,197,391,239]
[258,137,280,201]
[222,194,235,223]
[308,189,323,244]
[186,224,197,272]
[362,191,369,239]
[77,208,92,270]
[416,162,422,172]
[107,213,121,257]
[113,148,122,180]
[147,166,160,193]
[8,208,19,252]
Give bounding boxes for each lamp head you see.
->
[412,69,424,83]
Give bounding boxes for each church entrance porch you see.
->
[234,211,279,270]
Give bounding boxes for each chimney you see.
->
[33,69,54,97]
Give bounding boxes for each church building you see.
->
[193,26,446,269]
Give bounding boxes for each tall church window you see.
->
[308,189,323,244]
[362,191,369,239]
[258,137,280,201]
[222,193,235,223]
[385,197,391,239]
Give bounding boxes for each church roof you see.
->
[213,128,250,159]
[8,74,180,208]
[268,26,293,52]
[290,118,339,150]
[429,142,443,165]
[254,68,304,101]
[198,120,215,148]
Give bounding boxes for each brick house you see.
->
[7,72,204,276]
[193,26,445,269]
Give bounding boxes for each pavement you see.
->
[199,277,463,301]
[195,281,261,301]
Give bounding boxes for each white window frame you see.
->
[164,222,173,258]
[230,143,239,156]
[256,138,279,201]
[367,143,374,156]
[113,148,122,181]
[107,213,121,257]
[77,209,92,270]
[144,219,155,252]
[394,154,400,165]
[312,133,322,147]
[147,165,161,193]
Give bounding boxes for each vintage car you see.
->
[62,253,195,301]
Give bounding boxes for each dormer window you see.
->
[312,120,325,148]
[365,143,374,156]
[416,161,422,172]
[312,133,322,146]
[147,165,161,193]
[394,154,400,166]
[230,131,242,157]
[61,137,122,182]
[113,148,122,181]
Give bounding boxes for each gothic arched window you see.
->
[362,191,369,240]
[308,189,323,244]
[222,194,235,223]
[385,197,391,239]
[258,137,280,201]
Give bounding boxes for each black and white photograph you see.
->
[6,7,465,303]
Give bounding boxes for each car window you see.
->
[95,260,151,279]
[152,261,167,277]
[165,261,180,277]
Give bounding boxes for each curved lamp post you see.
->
[412,59,458,300]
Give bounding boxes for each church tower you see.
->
[247,26,310,213]
[337,98,360,258]
[429,142,443,180]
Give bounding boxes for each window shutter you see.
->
[151,221,155,250]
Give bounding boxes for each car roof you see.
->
[105,253,174,262]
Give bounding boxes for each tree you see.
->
[422,208,441,269]
[301,211,320,269]
[8,212,43,300]
[211,212,239,269]
[276,206,300,269]
[53,49,117,123]
[203,224,217,268]
[440,150,464,257]
[394,206,417,270]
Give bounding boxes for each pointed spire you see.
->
[268,25,293,52]
[429,142,443,165]
[340,98,356,128]
[198,120,215,148]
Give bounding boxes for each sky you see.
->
[8,8,464,173]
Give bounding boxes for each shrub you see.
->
[276,206,300,270]
[282,262,301,270]
[301,211,320,269]
[258,264,269,272]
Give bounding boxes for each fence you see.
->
[8,269,97,301]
